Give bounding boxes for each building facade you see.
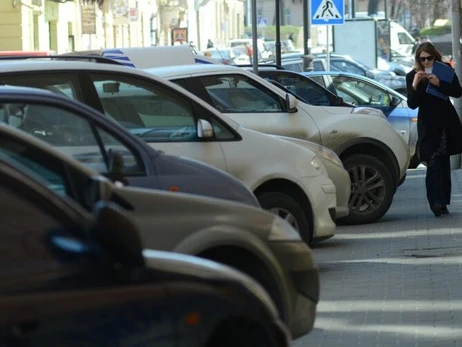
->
[0,0,244,53]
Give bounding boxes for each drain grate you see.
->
[403,247,462,258]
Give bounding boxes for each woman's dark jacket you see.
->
[406,65,462,161]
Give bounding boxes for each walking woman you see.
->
[406,42,462,217]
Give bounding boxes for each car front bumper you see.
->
[322,159,350,219]
[269,240,319,339]
[298,174,337,239]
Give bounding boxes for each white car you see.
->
[146,63,410,225]
[0,60,336,244]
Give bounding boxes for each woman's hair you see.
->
[414,42,442,70]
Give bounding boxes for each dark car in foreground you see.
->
[0,154,290,346]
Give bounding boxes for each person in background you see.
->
[406,42,462,217]
[207,39,214,49]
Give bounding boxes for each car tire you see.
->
[338,154,394,225]
[409,154,420,169]
[198,247,286,322]
[257,192,312,244]
[206,320,275,347]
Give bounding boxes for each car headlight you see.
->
[268,216,302,241]
[310,156,322,171]
[316,145,344,167]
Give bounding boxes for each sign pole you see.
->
[251,0,259,73]
[326,25,330,71]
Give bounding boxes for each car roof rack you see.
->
[0,55,124,66]
[235,64,287,70]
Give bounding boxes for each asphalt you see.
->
[293,167,462,346]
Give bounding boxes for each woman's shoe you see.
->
[441,206,449,214]
[431,203,443,217]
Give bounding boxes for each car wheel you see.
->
[409,154,420,169]
[206,319,275,347]
[198,247,286,322]
[257,192,312,244]
[338,154,394,225]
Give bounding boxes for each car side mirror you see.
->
[92,200,145,267]
[390,95,401,107]
[82,175,113,210]
[197,119,214,139]
[286,93,298,113]
[335,96,344,106]
[107,149,128,186]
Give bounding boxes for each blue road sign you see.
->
[257,18,267,27]
[311,0,344,25]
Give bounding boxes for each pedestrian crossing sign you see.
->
[311,0,344,25]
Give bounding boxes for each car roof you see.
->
[145,63,243,78]
[0,84,56,96]
[0,59,161,75]
[0,60,241,126]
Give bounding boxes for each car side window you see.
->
[89,74,198,143]
[0,74,80,100]
[308,76,326,87]
[197,74,285,113]
[0,135,71,198]
[276,74,331,106]
[331,61,365,76]
[0,181,70,290]
[0,103,145,176]
[331,77,390,107]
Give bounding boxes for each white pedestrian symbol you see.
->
[313,0,342,21]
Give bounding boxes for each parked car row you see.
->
[0,88,291,346]
[0,46,412,345]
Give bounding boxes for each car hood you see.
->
[311,105,386,118]
[110,185,275,251]
[154,153,260,207]
[143,249,278,316]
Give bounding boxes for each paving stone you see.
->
[293,168,462,346]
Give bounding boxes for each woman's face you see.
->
[419,51,435,69]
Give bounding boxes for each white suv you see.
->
[0,60,337,244]
[146,64,410,225]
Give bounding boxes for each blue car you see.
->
[257,69,418,168]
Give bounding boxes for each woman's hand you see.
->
[412,71,427,90]
[426,73,440,87]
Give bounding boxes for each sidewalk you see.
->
[293,168,462,346]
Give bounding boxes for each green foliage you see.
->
[243,25,302,42]
[419,25,452,36]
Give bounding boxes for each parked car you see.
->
[0,59,337,244]
[0,71,259,209]
[200,47,249,65]
[303,71,419,167]
[313,54,408,96]
[0,156,290,346]
[254,66,353,107]
[147,63,410,225]
[0,86,320,338]
[254,68,418,168]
